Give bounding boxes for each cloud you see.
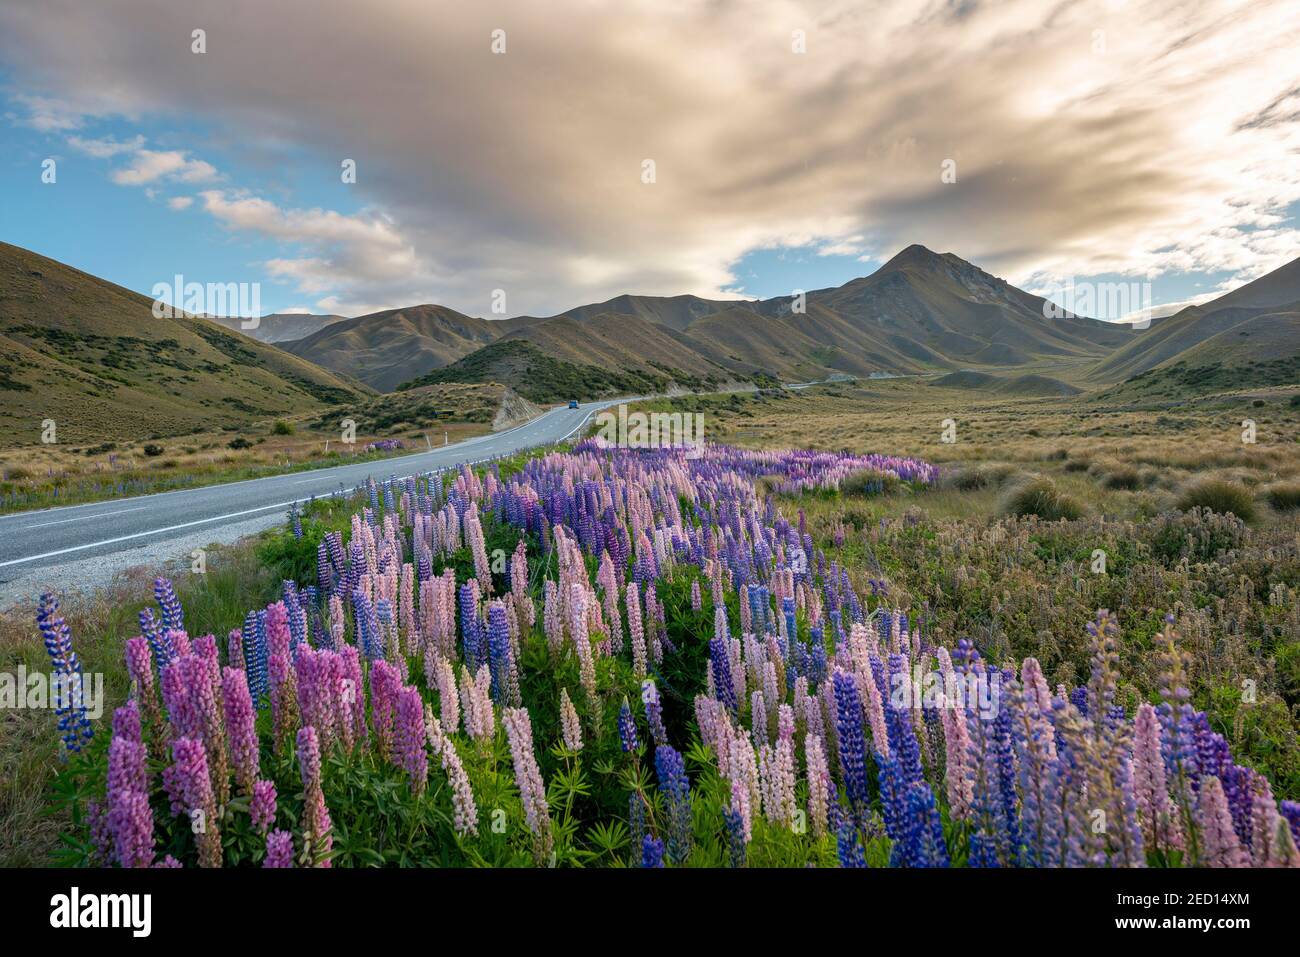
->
[1,0,1299,315]
[67,134,146,158]
[111,149,218,186]
[167,195,193,210]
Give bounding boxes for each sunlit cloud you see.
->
[1,0,1298,315]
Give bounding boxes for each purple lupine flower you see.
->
[36,593,93,754]
[654,744,693,865]
[251,779,277,833]
[832,670,870,815]
[394,685,429,793]
[618,699,639,753]
[640,833,665,868]
[222,666,259,793]
[263,829,294,868]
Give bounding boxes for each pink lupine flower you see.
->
[690,580,702,612]
[266,603,298,746]
[424,705,478,836]
[263,829,294,868]
[399,563,417,654]
[370,659,402,759]
[459,664,495,746]
[107,789,154,869]
[124,636,160,730]
[805,733,831,838]
[296,726,333,867]
[222,666,260,794]
[627,582,646,678]
[294,646,338,751]
[559,688,583,753]
[251,779,277,833]
[1132,703,1178,851]
[502,707,552,861]
[226,629,243,669]
[1196,776,1249,867]
[394,685,429,793]
[170,736,221,868]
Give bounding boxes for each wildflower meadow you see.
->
[38,441,1300,870]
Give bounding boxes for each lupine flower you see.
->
[169,736,221,868]
[640,834,665,868]
[654,745,693,865]
[36,593,93,754]
[394,686,429,793]
[559,688,583,752]
[124,636,160,731]
[264,829,294,868]
[296,726,333,867]
[424,705,478,836]
[618,698,639,753]
[251,779,277,833]
[502,707,552,862]
[222,667,259,793]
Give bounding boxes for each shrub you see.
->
[1265,481,1300,511]
[1062,457,1091,473]
[1100,464,1142,490]
[1175,477,1256,522]
[840,468,901,497]
[142,443,164,457]
[1002,477,1084,521]
[272,420,295,435]
[227,436,254,450]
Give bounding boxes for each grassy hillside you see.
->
[280,303,500,392]
[397,339,689,403]
[0,242,369,448]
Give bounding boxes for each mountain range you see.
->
[1,239,1296,443]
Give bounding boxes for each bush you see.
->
[227,436,253,450]
[840,468,901,497]
[947,463,1015,492]
[1101,464,1142,490]
[1002,477,1084,521]
[1265,481,1300,511]
[142,443,164,457]
[1175,477,1256,522]
[272,420,295,435]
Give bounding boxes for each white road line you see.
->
[25,506,145,528]
[0,501,295,568]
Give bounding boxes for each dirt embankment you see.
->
[493,387,546,430]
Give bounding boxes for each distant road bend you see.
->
[0,398,628,577]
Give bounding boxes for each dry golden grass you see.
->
[632,378,1300,523]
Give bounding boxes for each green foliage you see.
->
[272,420,295,435]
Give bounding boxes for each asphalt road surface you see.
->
[0,398,627,580]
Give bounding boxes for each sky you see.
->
[1,0,1299,322]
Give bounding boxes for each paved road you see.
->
[0,398,627,577]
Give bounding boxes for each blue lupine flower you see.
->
[36,593,93,755]
[139,607,174,672]
[833,671,870,815]
[722,807,747,868]
[837,818,867,868]
[618,699,639,753]
[654,745,693,864]
[709,636,737,714]
[243,609,268,704]
[153,577,184,635]
[640,834,665,868]
[486,601,512,705]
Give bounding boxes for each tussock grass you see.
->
[1176,477,1258,523]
